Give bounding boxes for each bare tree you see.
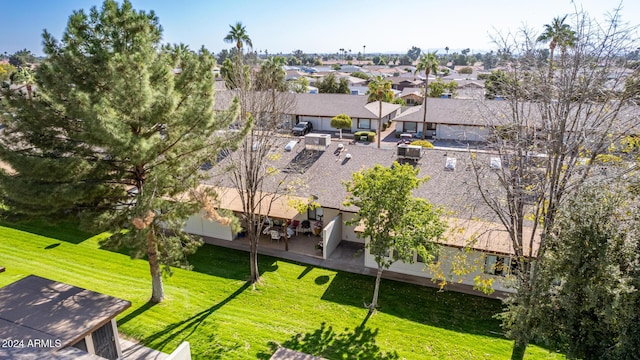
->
[220,53,297,286]
[472,7,640,359]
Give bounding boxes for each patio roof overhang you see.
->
[202,185,307,220]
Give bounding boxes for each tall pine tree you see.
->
[0,0,240,302]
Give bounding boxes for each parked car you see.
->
[291,121,313,136]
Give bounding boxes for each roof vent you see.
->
[445,157,456,171]
[490,157,502,169]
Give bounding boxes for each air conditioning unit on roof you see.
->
[397,144,422,161]
[305,134,331,151]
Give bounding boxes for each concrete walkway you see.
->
[120,339,168,360]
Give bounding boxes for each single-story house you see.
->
[398,87,424,105]
[214,91,401,135]
[389,77,423,91]
[193,138,536,294]
[290,93,401,134]
[392,97,509,141]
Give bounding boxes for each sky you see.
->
[2,0,639,57]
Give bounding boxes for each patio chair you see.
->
[270,230,281,243]
[291,220,300,235]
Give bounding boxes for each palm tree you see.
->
[224,22,252,55]
[367,76,393,149]
[414,52,439,140]
[537,15,576,79]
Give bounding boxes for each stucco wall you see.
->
[363,241,517,293]
[184,210,234,242]
[322,209,363,244]
[323,213,342,259]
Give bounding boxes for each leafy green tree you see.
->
[458,66,473,74]
[11,67,35,98]
[0,63,17,82]
[291,76,309,93]
[344,162,446,312]
[527,185,640,359]
[0,0,241,303]
[351,71,370,80]
[224,22,252,56]
[398,55,412,66]
[537,15,576,79]
[330,113,352,139]
[216,49,231,65]
[406,46,421,61]
[482,51,497,70]
[316,73,350,94]
[256,56,287,91]
[427,78,458,98]
[220,57,249,90]
[8,49,36,67]
[367,76,393,149]
[484,69,511,99]
[414,52,439,139]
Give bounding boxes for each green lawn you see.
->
[0,222,562,359]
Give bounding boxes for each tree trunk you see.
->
[369,266,384,313]
[249,232,260,285]
[422,76,429,140]
[377,101,382,149]
[510,339,527,360]
[339,129,343,139]
[147,230,164,303]
[548,43,555,81]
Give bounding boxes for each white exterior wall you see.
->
[322,213,342,259]
[184,210,234,242]
[437,124,489,142]
[167,342,192,360]
[321,209,363,244]
[363,241,517,293]
[341,212,363,243]
[299,116,334,131]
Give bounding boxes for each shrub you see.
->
[458,66,473,74]
[411,140,434,148]
[354,131,375,142]
[477,73,490,80]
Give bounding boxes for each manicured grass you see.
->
[0,222,563,359]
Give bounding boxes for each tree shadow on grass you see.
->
[320,271,506,340]
[141,281,250,353]
[257,319,398,360]
[188,244,280,281]
[0,220,92,244]
[118,300,157,326]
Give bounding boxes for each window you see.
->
[426,122,437,130]
[307,207,317,220]
[403,122,418,133]
[357,118,371,129]
[484,255,507,276]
